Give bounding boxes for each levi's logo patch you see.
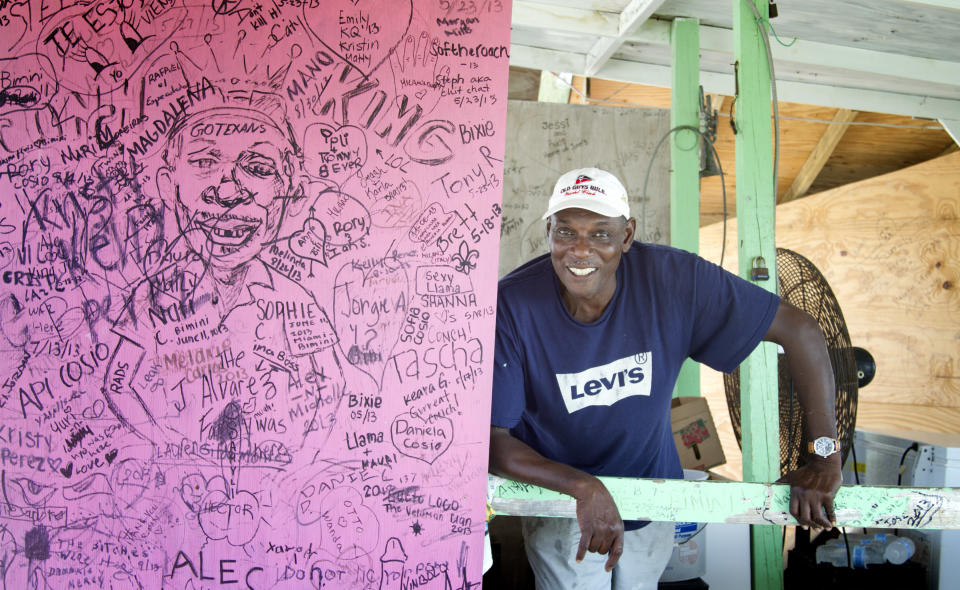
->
[556,352,652,413]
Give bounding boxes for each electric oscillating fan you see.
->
[724,248,874,474]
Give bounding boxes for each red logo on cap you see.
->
[575,175,592,184]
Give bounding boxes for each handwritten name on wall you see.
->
[0,1,510,588]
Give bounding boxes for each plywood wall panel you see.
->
[700,151,960,479]
[856,403,960,436]
[588,78,672,108]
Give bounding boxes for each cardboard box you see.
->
[671,397,726,470]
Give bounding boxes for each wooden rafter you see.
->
[899,0,960,8]
[509,45,960,120]
[661,20,960,90]
[512,7,960,90]
[584,0,668,76]
[511,2,617,37]
[509,3,960,120]
[780,108,857,204]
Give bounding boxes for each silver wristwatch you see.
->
[808,436,841,458]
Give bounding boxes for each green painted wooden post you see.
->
[670,17,702,399]
[732,1,781,588]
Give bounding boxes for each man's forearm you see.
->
[489,426,627,568]
[489,426,601,500]
[765,302,839,443]
[782,325,842,471]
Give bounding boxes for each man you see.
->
[489,167,842,589]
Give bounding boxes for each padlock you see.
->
[751,256,770,281]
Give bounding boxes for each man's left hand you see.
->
[776,457,842,530]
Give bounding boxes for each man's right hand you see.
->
[574,477,625,572]
[488,426,626,571]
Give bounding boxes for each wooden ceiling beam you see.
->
[780,108,858,204]
[622,19,960,91]
[896,0,960,9]
[584,0,668,76]
[512,13,960,97]
[509,44,960,119]
[512,44,583,73]
[511,2,618,38]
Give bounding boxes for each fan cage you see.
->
[724,248,858,476]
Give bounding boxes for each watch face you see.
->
[813,438,835,456]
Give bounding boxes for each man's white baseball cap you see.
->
[542,167,630,220]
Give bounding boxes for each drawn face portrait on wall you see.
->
[157,108,301,271]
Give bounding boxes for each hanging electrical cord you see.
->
[639,124,729,267]
[744,0,782,208]
[893,442,920,536]
[850,442,861,485]
[848,441,868,534]
[763,5,798,47]
[842,528,853,568]
[897,442,919,486]
[557,75,667,111]
[768,27,797,47]
[572,85,945,130]
[594,81,634,104]
[722,111,944,130]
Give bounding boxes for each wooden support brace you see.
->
[732,0,780,586]
[780,108,857,204]
[508,44,960,120]
[584,0,668,76]
[490,476,960,530]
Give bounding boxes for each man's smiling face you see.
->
[548,208,634,321]
[159,110,293,270]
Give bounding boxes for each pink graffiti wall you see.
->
[0,0,511,587]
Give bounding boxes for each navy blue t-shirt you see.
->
[491,243,779,527]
